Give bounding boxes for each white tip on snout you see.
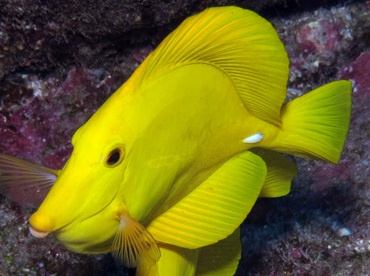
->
[243,132,264,144]
[29,226,49,238]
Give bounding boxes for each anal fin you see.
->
[196,227,241,276]
[147,151,267,249]
[252,148,297,198]
[137,244,199,276]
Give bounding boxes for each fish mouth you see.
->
[29,225,49,238]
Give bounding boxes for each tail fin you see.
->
[275,80,352,163]
[0,153,58,206]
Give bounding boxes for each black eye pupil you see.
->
[107,150,121,165]
[105,147,125,167]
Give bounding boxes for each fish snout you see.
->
[29,211,54,238]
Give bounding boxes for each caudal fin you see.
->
[274,80,352,163]
[0,153,58,206]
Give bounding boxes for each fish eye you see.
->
[105,147,125,167]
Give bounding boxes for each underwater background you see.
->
[0,0,369,275]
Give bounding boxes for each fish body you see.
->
[0,6,351,275]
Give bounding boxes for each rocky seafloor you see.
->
[0,0,369,275]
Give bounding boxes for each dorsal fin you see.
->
[136,6,289,125]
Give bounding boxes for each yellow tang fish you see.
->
[0,6,351,275]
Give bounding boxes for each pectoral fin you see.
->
[147,151,266,249]
[112,213,160,269]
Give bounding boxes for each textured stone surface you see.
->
[0,0,287,79]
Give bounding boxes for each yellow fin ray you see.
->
[252,149,297,198]
[276,80,352,163]
[147,151,266,249]
[136,6,289,125]
[196,227,241,276]
[112,213,160,268]
[0,153,58,206]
